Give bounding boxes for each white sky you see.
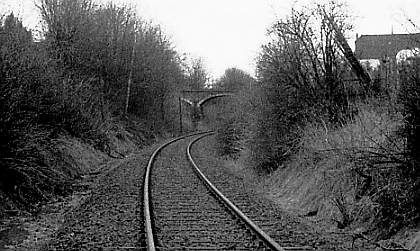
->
[1,0,420,78]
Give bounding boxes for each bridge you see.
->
[180,89,233,120]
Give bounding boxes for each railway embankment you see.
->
[0,121,154,250]
[193,134,377,250]
[0,135,160,250]
[210,99,420,251]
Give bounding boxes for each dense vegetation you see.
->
[0,0,192,214]
[1,0,418,242]
[213,2,419,238]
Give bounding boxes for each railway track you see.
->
[190,134,318,250]
[142,132,285,250]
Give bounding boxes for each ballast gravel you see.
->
[42,149,154,251]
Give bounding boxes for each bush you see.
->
[216,118,244,159]
[392,58,420,229]
[346,61,420,236]
[399,59,420,178]
[0,14,75,209]
[251,3,358,172]
[36,76,111,151]
[0,0,187,213]
[367,59,420,235]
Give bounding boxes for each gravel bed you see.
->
[191,134,377,251]
[151,136,266,250]
[41,149,155,251]
[2,133,379,251]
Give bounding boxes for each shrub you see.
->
[1,0,187,213]
[295,98,406,232]
[36,75,112,151]
[0,14,72,210]
[215,118,244,159]
[251,3,358,172]
[345,61,420,236]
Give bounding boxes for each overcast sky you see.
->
[1,0,420,78]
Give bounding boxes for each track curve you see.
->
[187,133,284,251]
[143,132,285,250]
[143,131,210,251]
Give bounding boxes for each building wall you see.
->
[355,33,420,60]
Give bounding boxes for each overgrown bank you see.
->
[211,2,419,247]
[0,0,195,217]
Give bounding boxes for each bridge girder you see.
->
[180,90,234,120]
[197,93,233,107]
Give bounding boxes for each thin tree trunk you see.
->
[124,29,136,117]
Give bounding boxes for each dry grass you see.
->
[0,118,143,219]
[258,99,402,228]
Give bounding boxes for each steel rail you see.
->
[187,132,285,251]
[143,131,211,251]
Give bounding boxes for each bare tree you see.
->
[186,57,209,90]
[251,2,355,171]
[215,68,255,91]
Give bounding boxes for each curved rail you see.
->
[187,132,285,251]
[143,131,211,251]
